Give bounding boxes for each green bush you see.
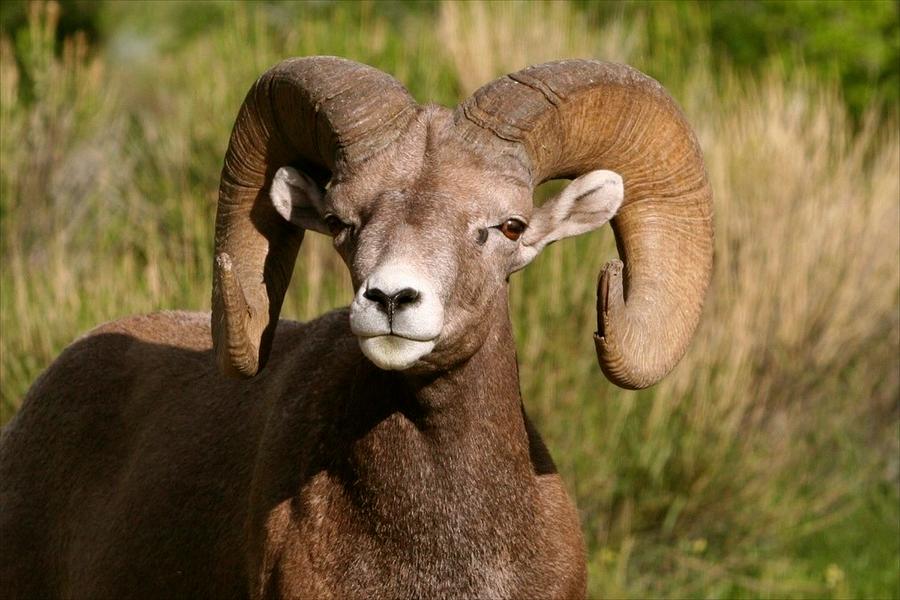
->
[579,0,899,120]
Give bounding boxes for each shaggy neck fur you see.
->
[342,291,538,532]
[255,292,550,597]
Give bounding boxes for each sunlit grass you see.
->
[1,2,897,598]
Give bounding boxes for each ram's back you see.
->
[0,309,354,599]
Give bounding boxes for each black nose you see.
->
[364,287,420,319]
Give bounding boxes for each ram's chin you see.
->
[358,335,435,371]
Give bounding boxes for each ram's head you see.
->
[212,57,713,389]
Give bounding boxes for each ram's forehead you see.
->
[412,124,533,212]
[330,109,533,214]
[414,158,528,205]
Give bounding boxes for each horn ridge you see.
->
[211,57,417,378]
[455,59,713,389]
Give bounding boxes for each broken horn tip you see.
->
[215,253,234,271]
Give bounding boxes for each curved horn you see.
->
[212,57,417,378]
[455,60,713,389]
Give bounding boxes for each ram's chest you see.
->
[253,469,583,599]
[247,403,586,598]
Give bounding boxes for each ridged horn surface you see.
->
[455,60,713,389]
[212,56,417,378]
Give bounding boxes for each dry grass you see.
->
[438,0,642,96]
[1,2,897,597]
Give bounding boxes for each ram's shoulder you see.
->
[270,307,356,360]
[86,310,212,351]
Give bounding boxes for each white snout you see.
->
[350,263,444,370]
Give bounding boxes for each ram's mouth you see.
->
[357,334,436,371]
[355,331,437,342]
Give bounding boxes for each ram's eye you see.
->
[324,214,349,237]
[498,218,527,241]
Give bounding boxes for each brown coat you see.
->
[1,306,585,599]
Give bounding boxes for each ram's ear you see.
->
[512,170,623,272]
[270,166,329,234]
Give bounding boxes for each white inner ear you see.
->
[512,170,623,272]
[270,166,324,224]
[534,170,623,243]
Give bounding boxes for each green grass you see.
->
[1,2,898,598]
[790,482,900,599]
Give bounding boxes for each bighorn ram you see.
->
[0,57,712,598]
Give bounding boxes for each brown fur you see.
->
[1,301,585,599]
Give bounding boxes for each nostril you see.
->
[393,288,420,307]
[363,288,391,312]
[362,286,420,319]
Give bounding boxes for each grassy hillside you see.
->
[1,2,897,597]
